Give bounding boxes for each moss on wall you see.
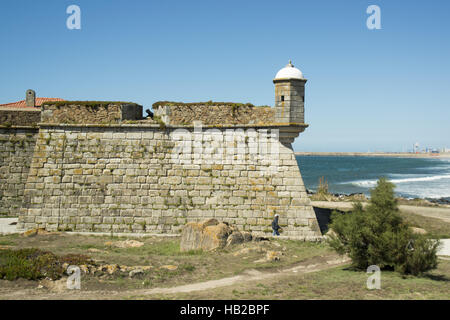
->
[152,101,271,109]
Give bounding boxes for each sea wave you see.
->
[348,174,450,188]
[396,188,450,199]
[390,174,450,184]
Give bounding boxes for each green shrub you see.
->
[0,248,92,281]
[328,178,439,276]
[0,248,62,280]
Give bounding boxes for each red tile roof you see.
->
[0,97,64,109]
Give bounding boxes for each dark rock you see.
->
[253,236,270,242]
[226,231,244,247]
[242,231,253,242]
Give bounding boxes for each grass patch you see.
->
[0,239,15,246]
[76,244,103,250]
[107,239,202,256]
[150,259,450,300]
[398,210,450,239]
[180,263,196,272]
[0,234,334,292]
[397,198,443,207]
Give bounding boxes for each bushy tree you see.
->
[328,178,440,275]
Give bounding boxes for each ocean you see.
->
[295,155,450,200]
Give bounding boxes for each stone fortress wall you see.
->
[2,62,322,239]
[17,121,320,239]
[40,101,143,124]
[0,127,38,216]
[152,102,275,126]
[0,109,41,127]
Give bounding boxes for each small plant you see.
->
[152,115,166,130]
[180,263,196,272]
[317,176,329,195]
[310,176,330,201]
[142,279,151,287]
[138,220,147,229]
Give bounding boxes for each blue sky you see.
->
[1,0,449,152]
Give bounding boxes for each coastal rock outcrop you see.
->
[180,219,253,252]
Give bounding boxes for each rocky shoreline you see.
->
[306,189,450,206]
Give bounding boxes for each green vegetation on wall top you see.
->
[42,101,141,108]
[152,100,271,109]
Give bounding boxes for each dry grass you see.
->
[398,210,450,239]
[0,233,333,292]
[146,259,450,300]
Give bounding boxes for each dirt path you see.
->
[0,254,350,300]
[311,201,450,223]
[397,205,450,223]
[136,255,349,296]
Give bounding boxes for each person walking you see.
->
[272,214,281,236]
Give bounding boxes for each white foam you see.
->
[345,173,450,199]
[350,174,450,187]
[390,174,450,184]
[350,180,378,188]
[396,186,450,199]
